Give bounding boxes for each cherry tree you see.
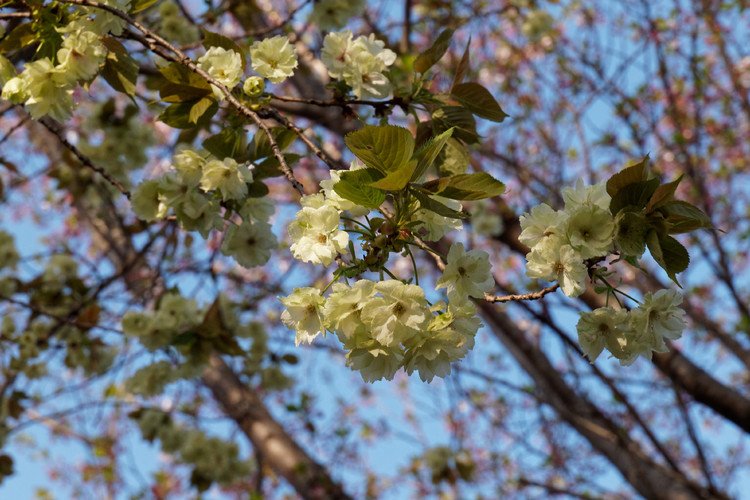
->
[0,0,748,498]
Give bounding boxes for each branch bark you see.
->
[202,355,352,500]
[477,302,726,500]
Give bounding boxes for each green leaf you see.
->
[451,82,508,122]
[247,180,269,198]
[606,155,649,196]
[414,29,454,74]
[451,37,471,92]
[369,160,419,191]
[614,210,649,257]
[0,23,35,53]
[646,230,689,286]
[433,106,479,143]
[158,81,212,103]
[659,200,713,233]
[645,175,683,212]
[249,127,297,160]
[421,172,505,200]
[437,137,471,175]
[131,0,159,13]
[202,30,247,70]
[34,16,63,61]
[411,128,454,182]
[253,154,302,180]
[156,62,212,102]
[609,178,660,215]
[203,128,246,159]
[172,332,198,346]
[100,37,139,96]
[345,125,415,173]
[334,169,387,209]
[410,188,468,219]
[159,98,218,129]
[188,97,217,124]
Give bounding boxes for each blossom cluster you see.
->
[322,31,397,99]
[519,180,614,297]
[196,34,298,99]
[0,1,131,121]
[131,148,277,268]
[280,279,483,383]
[134,409,251,489]
[122,292,204,351]
[308,0,366,30]
[157,0,200,44]
[279,161,498,382]
[519,179,688,364]
[578,290,686,365]
[77,101,155,182]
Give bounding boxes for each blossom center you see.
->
[392,302,406,317]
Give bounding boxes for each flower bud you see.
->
[243,76,265,97]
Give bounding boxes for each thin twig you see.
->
[484,284,560,303]
[260,107,343,170]
[38,117,131,197]
[0,12,32,19]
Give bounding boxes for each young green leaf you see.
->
[451,82,508,122]
[437,138,471,175]
[646,230,690,286]
[433,106,479,143]
[645,175,683,212]
[188,97,217,124]
[203,128,246,160]
[609,178,660,215]
[100,37,139,97]
[159,98,217,129]
[414,29,455,74]
[659,201,713,233]
[34,16,63,61]
[450,38,471,92]
[606,155,649,196]
[0,23,35,53]
[411,128,454,182]
[345,125,415,173]
[253,154,302,180]
[247,180,270,198]
[249,128,297,160]
[410,188,468,219]
[334,169,387,209]
[369,160,419,191]
[421,172,505,200]
[613,210,649,257]
[131,0,159,13]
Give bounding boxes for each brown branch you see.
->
[201,355,352,500]
[0,12,31,19]
[484,284,559,303]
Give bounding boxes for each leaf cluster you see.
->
[334,125,505,217]
[608,156,712,285]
